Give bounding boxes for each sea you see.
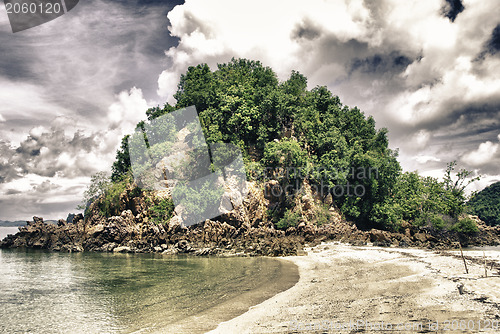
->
[0,227,298,334]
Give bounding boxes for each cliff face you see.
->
[2,180,500,255]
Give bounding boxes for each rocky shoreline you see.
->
[1,211,499,256]
[2,180,499,255]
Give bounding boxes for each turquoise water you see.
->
[0,249,298,333]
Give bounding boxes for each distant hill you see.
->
[0,220,26,227]
[0,220,58,227]
[468,181,500,226]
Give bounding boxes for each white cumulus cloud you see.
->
[461,141,499,166]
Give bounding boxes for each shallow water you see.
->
[0,249,298,333]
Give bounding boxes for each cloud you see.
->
[108,87,148,132]
[32,180,62,194]
[461,140,499,167]
[0,0,180,138]
[413,155,441,164]
[486,24,500,56]
[0,174,88,221]
[156,0,500,190]
[441,0,465,22]
[0,0,183,219]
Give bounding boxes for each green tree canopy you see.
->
[468,181,500,226]
[107,58,480,232]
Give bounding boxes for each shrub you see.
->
[451,217,479,233]
[98,180,128,217]
[276,209,301,229]
[429,214,447,231]
[149,198,175,225]
[314,204,331,226]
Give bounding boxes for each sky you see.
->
[0,0,499,221]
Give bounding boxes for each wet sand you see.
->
[152,257,299,334]
[209,243,500,333]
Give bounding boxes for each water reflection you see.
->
[0,249,296,333]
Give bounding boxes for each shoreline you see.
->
[209,242,500,333]
[151,256,299,334]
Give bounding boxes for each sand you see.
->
[208,243,500,333]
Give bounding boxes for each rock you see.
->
[176,239,189,251]
[324,193,333,206]
[264,180,281,203]
[194,248,212,256]
[301,194,313,211]
[369,229,390,243]
[404,228,411,238]
[162,248,178,255]
[219,193,233,214]
[87,224,105,237]
[414,233,428,243]
[66,213,76,224]
[4,172,499,256]
[113,246,132,253]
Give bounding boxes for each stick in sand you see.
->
[483,251,487,278]
[459,242,468,274]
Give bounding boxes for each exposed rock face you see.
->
[1,181,499,255]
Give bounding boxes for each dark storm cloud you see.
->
[441,0,465,22]
[414,99,500,133]
[349,52,413,74]
[291,19,321,41]
[0,0,182,128]
[486,24,500,55]
[1,128,102,183]
[475,23,500,61]
[0,0,185,219]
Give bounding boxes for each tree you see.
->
[111,135,131,182]
[77,171,111,210]
[467,181,500,226]
[110,58,490,233]
[443,161,481,218]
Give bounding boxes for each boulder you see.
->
[113,246,132,253]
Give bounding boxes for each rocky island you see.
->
[2,59,500,255]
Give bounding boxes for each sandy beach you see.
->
[209,243,500,333]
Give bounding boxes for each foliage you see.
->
[104,58,481,234]
[111,135,131,182]
[467,181,500,226]
[451,216,479,233]
[148,197,175,225]
[276,209,301,230]
[313,204,331,226]
[372,162,480,231]
[171,176,225,224]
[97,180,128,217]
[77,171,111,211]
